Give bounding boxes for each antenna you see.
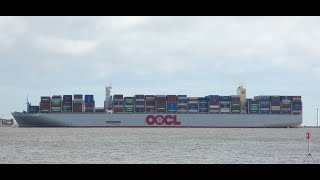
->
[317,108,319,127]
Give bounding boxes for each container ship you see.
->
[11,86,303,128]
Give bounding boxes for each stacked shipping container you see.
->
[209,95,220,113]
[113,95,124,113]
[177,95,187,113]
[156,95,166,113]
[231,96,240,113]
[145,95,156,113]
[36,91,302,115]
[271,96,281,114]
[85,95,95,112]
[167,95,177,112]
[51,95,62,113]
[248,99,259,114]
[281,96,292,114]
[198,97,209,113]
[188,97,198,113]
[256,96,270,114]
[124,97,134,113]
[135,95,145,112]
[62,95,73,112]
[220,96,231,113]
[291,96,302,114]
[73,94,83,112]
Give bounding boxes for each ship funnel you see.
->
[237,86,246,111]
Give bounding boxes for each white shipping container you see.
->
[210,105,220,108]
[220,109,230,113]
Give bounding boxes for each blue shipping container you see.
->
[220,96,231,101]
[292,102,302,105]
[281,110,291,113]
[198,97,208,101]
[135,101,145,105]
[200,105,209,107]
[113,101,124,105]
[209,95,219,98]
[85,95,94,99]
[281,96,292,101]
[63,95,72,99]
[231,99,240,102]
[135,95,145,99]
[199,102,208,105]
[199,109,208,111]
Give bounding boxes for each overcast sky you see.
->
[0,16,319,126]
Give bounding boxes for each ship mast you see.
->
[26,93,30,113]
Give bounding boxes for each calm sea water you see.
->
[0,127,319,164]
